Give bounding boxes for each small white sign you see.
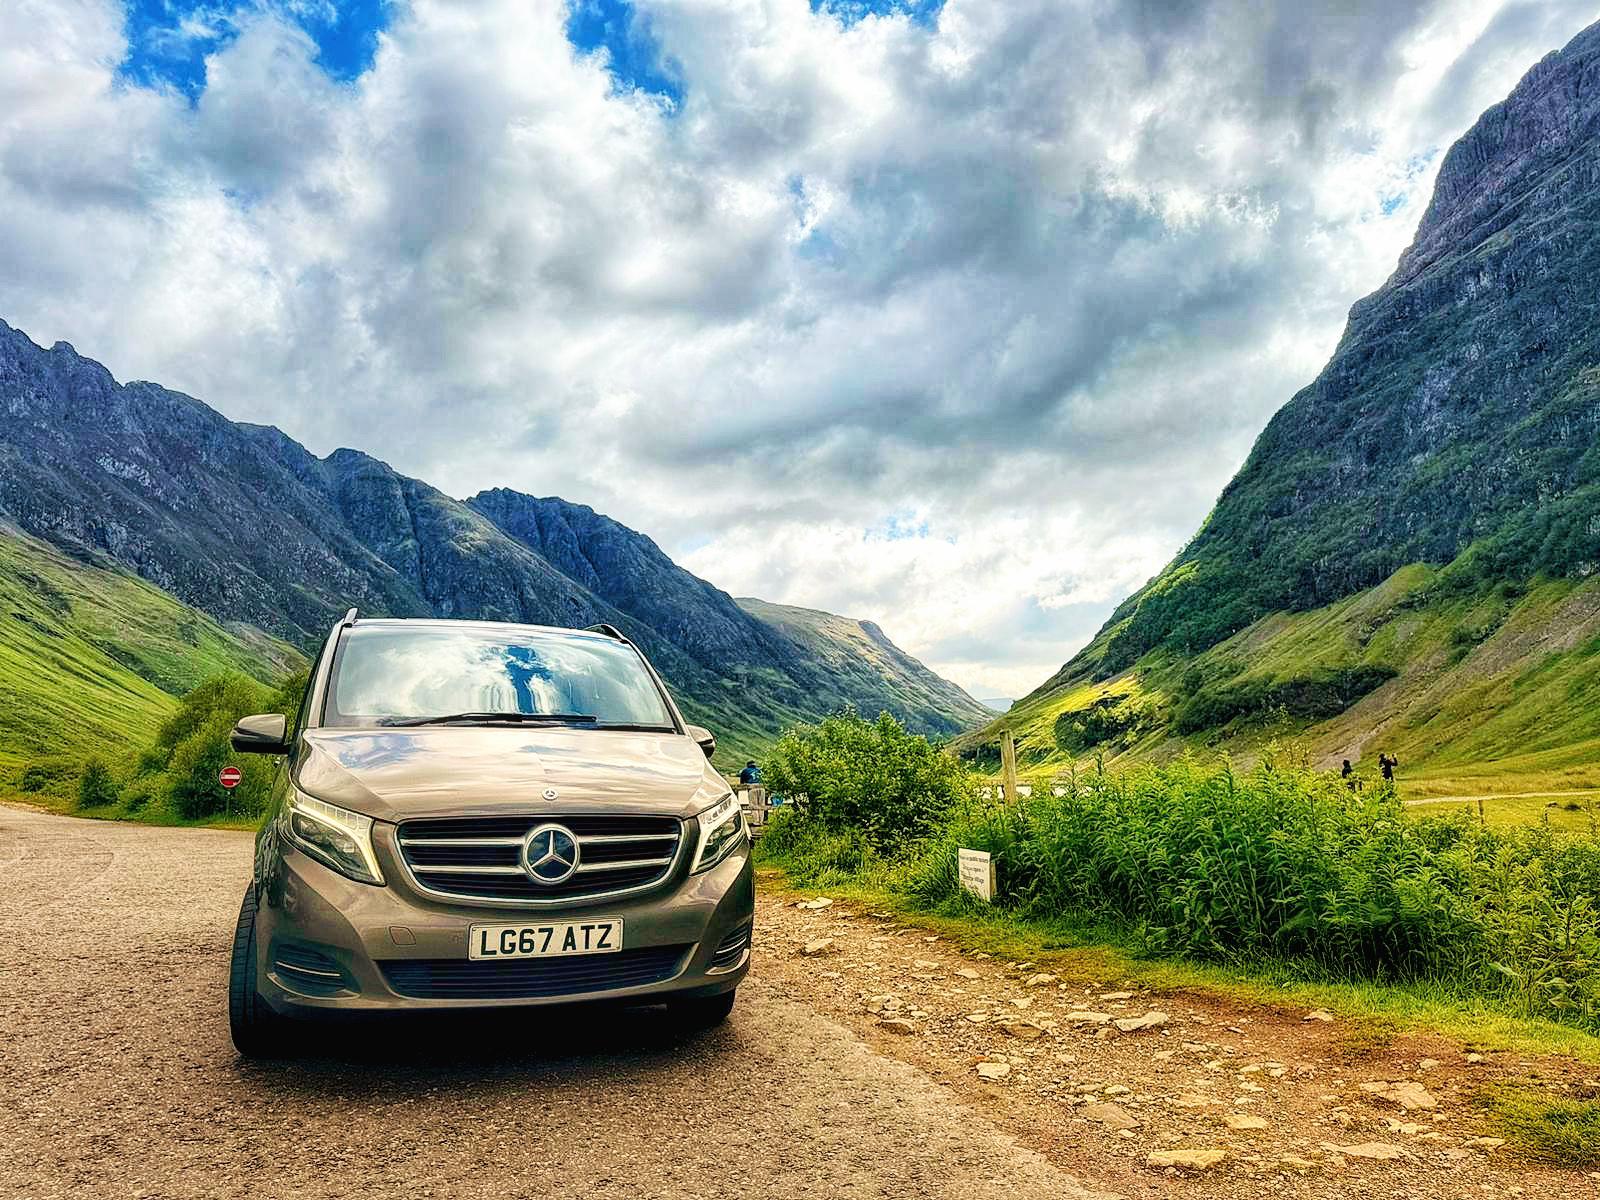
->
[958,848,995,902]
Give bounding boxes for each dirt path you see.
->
[0,805,1586,1199]
[1405,789,1600,805]
[754,880,1596,1198]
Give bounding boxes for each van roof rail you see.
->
[584,622,628,642]
[341,607,359,626]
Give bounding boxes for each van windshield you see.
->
[323,626,675,730]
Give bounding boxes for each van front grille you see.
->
[396,813,687,905]
[380,945,690,999]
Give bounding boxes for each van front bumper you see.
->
[252,837,754,1017]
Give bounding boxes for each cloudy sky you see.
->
[2,0,1598,700]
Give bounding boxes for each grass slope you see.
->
[958,555,1600,800]
[0,529,302,786]
[735,597,990,737]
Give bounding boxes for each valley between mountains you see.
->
[0,320,988,780]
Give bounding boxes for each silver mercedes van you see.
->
[225,612,752,1057]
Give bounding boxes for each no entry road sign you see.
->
[219,766,243,790]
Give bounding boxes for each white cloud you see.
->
[1,0,1598,700]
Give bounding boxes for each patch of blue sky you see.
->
[118,0,389,100]
[1378,149,1440,217]
[787,175,843,264]
[810,0,944,29]
[565,0,683,106]
[869,514,932,542]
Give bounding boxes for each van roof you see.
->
[348,617,622,642]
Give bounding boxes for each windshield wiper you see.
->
[378,712,600,728]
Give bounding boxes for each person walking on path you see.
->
[1379,753,1398,784]
[1341,760,1356,789]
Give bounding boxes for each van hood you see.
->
[293,726,722,823]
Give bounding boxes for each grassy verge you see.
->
[1475,1086,1600,1165]
[0,793,260,833]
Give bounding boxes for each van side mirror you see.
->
[685,724,716,759]
[231,713,290,755]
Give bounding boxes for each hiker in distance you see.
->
[1379,753,1398,784]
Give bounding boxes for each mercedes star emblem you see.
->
[521,822,580,886]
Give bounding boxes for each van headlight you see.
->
[692,791,746,873]
[281,792,385,885]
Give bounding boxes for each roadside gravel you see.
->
[754,879,1596,1199]
[0,806,1109,1200]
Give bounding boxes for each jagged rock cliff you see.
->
[1066,20,1600,681]
[965,21,1600,782]
[0,325,985,753]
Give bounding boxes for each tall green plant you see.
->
[879,755,1600,1031]
[762,710,975,852]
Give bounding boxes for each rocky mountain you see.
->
[0,323,985,763]
[972,20,1600,790]
[734,598,992,736]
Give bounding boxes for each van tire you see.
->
[228,882,286,1058]
[668,989,737,1030]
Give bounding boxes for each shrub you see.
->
[19,756,77,796]
[76,758,119,809]
[122,670,307,821]
[759,808,879,887]
[1052,694,1153,754]
[896,755,1600,1029]
[762,710,975,853]
[1173,666,1397,734]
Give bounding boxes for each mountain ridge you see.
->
[0,321,985,763]
[972,18,1600,786]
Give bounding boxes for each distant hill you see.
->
[966,20,1600,795]
[734,598,991,737]
[0,322,984,769]
[0,528,300,785]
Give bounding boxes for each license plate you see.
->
[468,919,624,961]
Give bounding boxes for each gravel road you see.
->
[0,806,1110,1200]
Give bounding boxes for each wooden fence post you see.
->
[1001,730,1020,806]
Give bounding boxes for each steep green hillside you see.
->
[962,554,1600,798]
[976,22,1600,791]
[0,529,301,787]
[1078,24,1600,678]
[734,598,990,738]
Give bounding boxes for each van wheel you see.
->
[667,990,737,1030]
[228,883,286,1058]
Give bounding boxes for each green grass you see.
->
[0,794,261,831]
[958,557,1600,816]
[1406,793,1600,834]
[0,529,302,791]
[1477,1086,1600,1165]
